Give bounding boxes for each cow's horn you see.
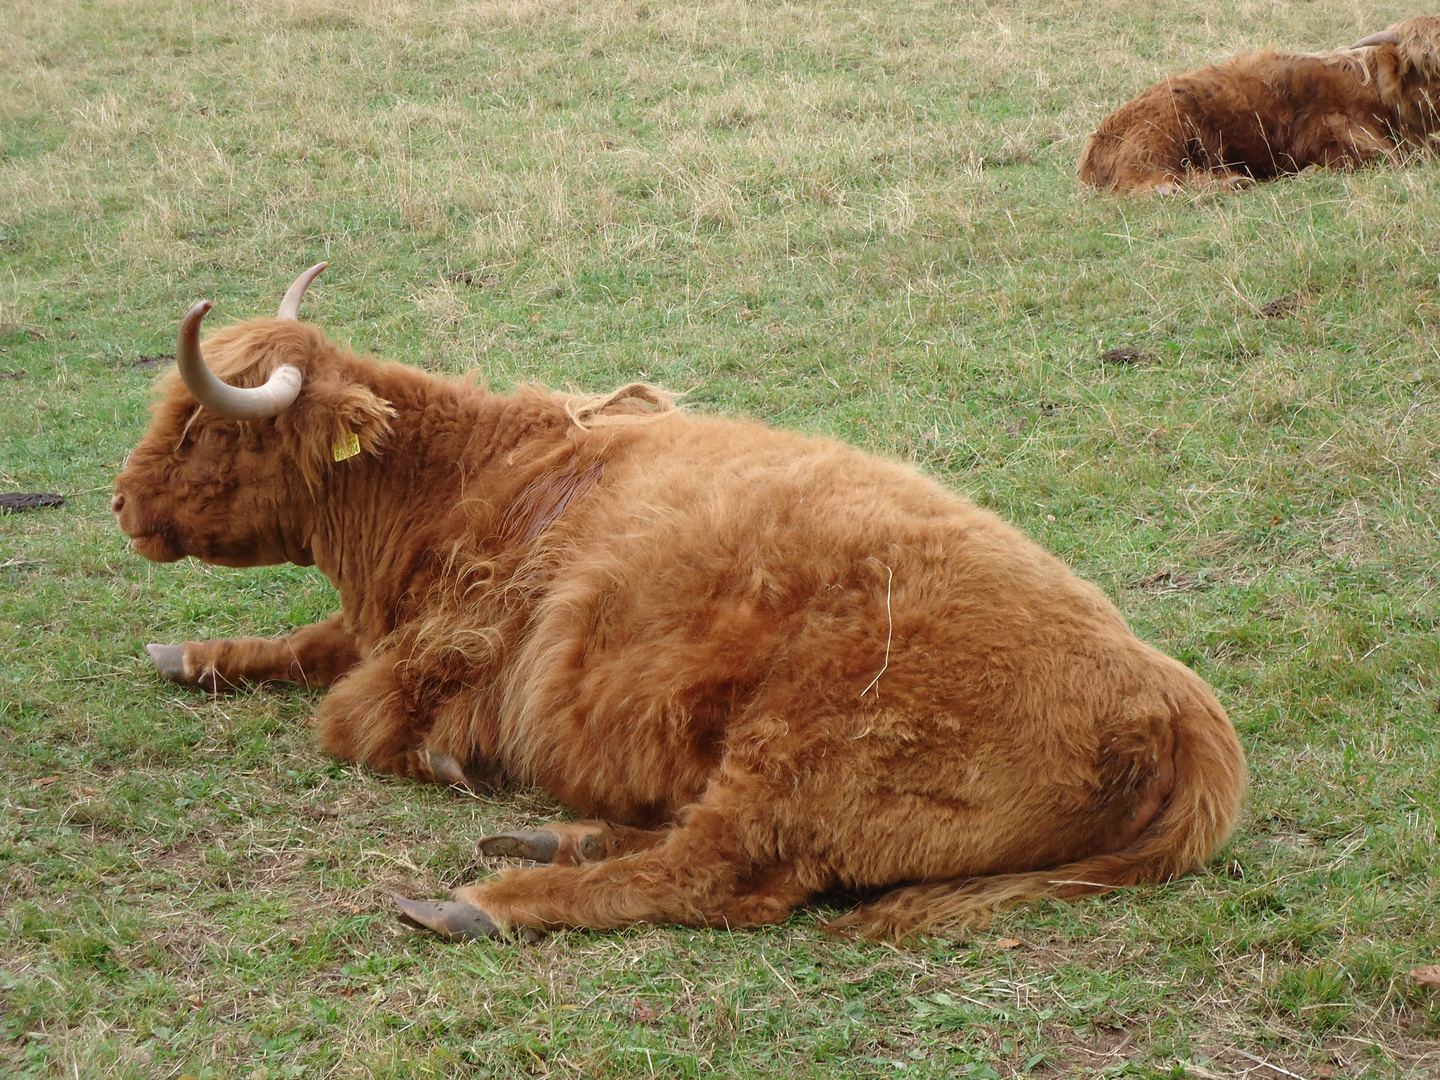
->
[177,300,303,420]
[277,262,327,320]
[1351,29,1401,49]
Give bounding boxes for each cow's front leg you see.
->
[314,648,499,791]
[314,647,428,782]
[147,611,361,692]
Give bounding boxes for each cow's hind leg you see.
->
[149,612,361,692]
[479,820,669,866]
[399,805,810,938]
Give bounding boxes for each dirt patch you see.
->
[1259,293,1301,318]
[1131,567,1218,593]
[445,270,500,287]
[0,493,65,514]
[1036,1024,1142,1076]
[1099,346,1151,366]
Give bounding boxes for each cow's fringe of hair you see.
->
[175,405,206,453]
[563,383,678,430]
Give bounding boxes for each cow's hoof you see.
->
[423,749,499,794]
[146,643,189,682]
[480,823,615,865]
[425,750,471,789]
[395,895,501,941]
[479,830,561,863]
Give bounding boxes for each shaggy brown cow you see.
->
[113,266,1246,941]
[1078,16,1440,194]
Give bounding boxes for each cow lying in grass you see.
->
[1078,16,1440,194]
[113,266,1246,941]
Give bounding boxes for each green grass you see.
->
[2,0,1439,1075]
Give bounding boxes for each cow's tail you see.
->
[825,673,1246,941]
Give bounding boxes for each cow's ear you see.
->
[288,378,396,489]
[326,381,395,457]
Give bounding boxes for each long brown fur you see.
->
[114,304,1246,940]
[1078,16,1440,194]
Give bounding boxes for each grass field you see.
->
[3,0,1439,1075]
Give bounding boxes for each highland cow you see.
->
[112,265,1246,941]
[1078,16,1440,194]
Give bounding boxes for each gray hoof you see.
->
[479,830,560,863]
[146,643,188,682]
[394,895,500,941]
[426,750,476,790]
[422,748,500,793]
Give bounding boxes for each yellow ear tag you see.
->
[332,431,362,462]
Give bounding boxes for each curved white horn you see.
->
[176,300,303,420]
[1351,29,1400,49]
[277,262,327,320]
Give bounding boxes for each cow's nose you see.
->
[111,492,126,514]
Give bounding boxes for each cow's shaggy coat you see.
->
[113,278,1246,940]
[1078,16,1440,194]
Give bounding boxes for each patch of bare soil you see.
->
[0,493,65,513]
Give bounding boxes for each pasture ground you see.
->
[1,0,1438,1076]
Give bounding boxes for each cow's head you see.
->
[113,265,394,567]
[1352,16,1440,134]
